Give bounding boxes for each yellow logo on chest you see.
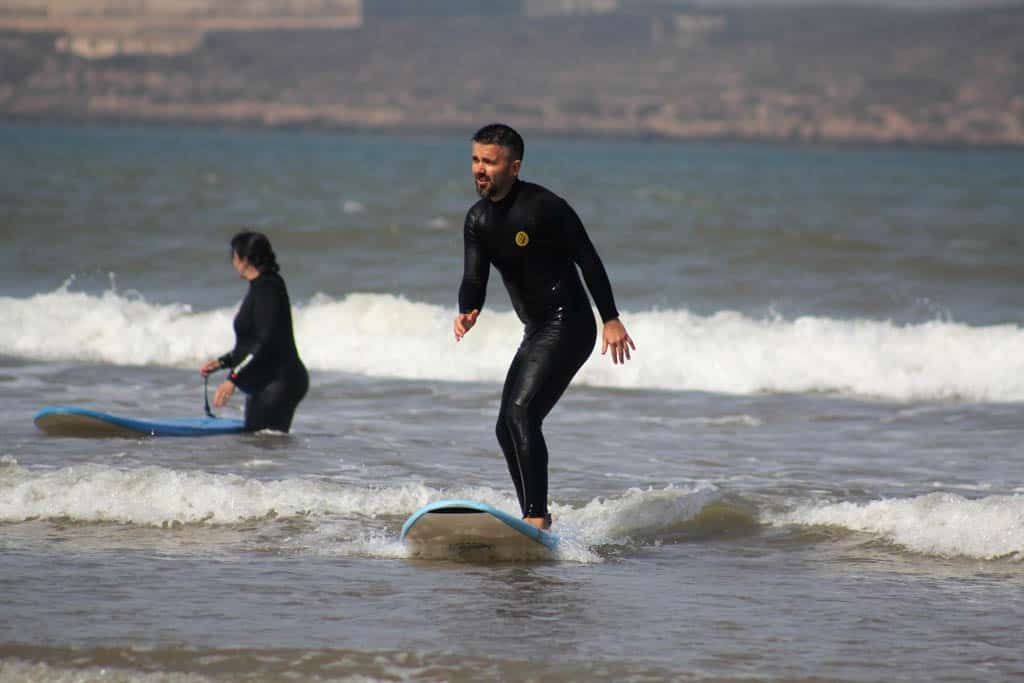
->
[514,230,530,247]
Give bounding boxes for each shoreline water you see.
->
[5,111,1024,152]
[2,121,1022,682]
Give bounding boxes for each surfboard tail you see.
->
[34,406,246,437]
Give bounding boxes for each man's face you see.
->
[472,142,520,200]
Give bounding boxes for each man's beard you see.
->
[474,174,494,198]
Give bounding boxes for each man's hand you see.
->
[600,319,636,365]
[454,309,480,341]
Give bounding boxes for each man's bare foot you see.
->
[523,514,552,531]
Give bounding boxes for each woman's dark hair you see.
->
[230,230,279,273]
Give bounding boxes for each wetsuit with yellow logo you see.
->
[459,179,620,520]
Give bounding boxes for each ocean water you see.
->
[1,120,1023,682]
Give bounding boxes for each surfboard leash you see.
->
[203,374,216,418]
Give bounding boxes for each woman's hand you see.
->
[200,359,222,377]
[213,379,236,407]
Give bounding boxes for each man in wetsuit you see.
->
[454,123,635,530]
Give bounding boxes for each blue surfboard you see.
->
[400,499,559,560]
[34,406,246,437]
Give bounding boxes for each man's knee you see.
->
[500,399,535,432]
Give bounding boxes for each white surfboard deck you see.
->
[34,406,246,437]
[400,499,559,561]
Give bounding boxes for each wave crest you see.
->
[3,286,1024,402]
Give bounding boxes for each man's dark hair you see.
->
[472,123,524,162]
[231,230,279,273]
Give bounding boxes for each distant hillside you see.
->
[1,5,1022,146]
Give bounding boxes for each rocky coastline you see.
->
[1,6,1021,147]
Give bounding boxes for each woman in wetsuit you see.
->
[200,230,309,433]
[454,123,636,530]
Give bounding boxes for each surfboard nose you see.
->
[401,499,559,561]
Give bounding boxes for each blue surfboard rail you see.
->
[400,499,559,550]
[34,406,246,437]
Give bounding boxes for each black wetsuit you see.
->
[459,179,619,518]
[219,270,309,432]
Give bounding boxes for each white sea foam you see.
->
[0,463,427,526]
[0,463,717,563]
[7,460,1021,562]
[560,484,721,541]
[0,659,216,683]
[4,286,1024,402]
[769,492,1024,560]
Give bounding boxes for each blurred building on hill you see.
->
[0,0,363,57]
[523,0,618,16]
